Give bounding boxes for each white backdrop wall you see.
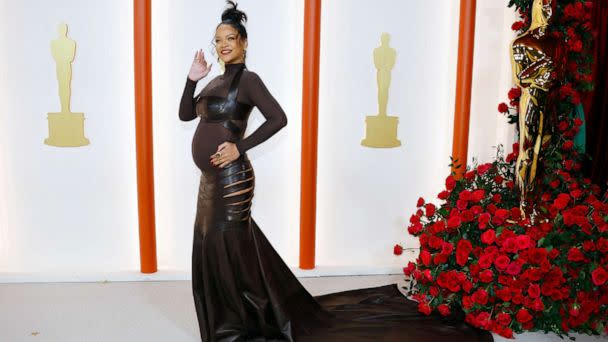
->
[315,0,517,272]
[0,0,519,282]
[0,0,139,277]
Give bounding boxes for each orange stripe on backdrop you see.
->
[299,0,322,269]
[134,0,157,273]
[451,0,477,179]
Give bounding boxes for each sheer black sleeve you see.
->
[178,77,199,121]
[235,72,288,153]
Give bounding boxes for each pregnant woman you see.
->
[179,2,492,341]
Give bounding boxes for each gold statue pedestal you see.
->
[44,112,90,147]
[361,115,401,148]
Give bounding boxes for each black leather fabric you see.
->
[197,64,254,138]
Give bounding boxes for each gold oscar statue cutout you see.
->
[45,23,90,147]
[361,33,401,148]
[510,0,564,218]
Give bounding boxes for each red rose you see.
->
[407,223,422,235]
[496,287,512,302]
[494,175,504,184]
[418,302,432,315]
[476,311,491,329]
[553,193,571,210]
[471,189,485,202]
[498,327,513,339]
[515,235,531,250]
[592,267,608,286]
[472,288,489,305]
[437,304,451,317]
[445,175,456,191]
[571,189,583,199]
[428,236,443,249]
[425,203,436,217]
[478,213,491,230]
[403,262,416,276]
[447,216,462,229]
[528,248,548,265]
[487,203,497,214]
[462,296,473,309]
[530,298,544,312]
[569,305,580,317]
[422,269,433,281]
[459,190,472,201]
[478,254,493,269]
[563,140,574,150]
[511,21,525,31]
[567,247,585,262]
[501,238,518,254]
[477,163,492,175]
[393,244,403,255]
[582,240,596,252]
[479,269,494,283]
[510,207,521,220]
[456,240,473,266]
[498,102,509,113]
[456,200,468,210]
[470,205,483,215]
[438,190,449,200]
[508,87,522,99]
[492,208,510,225]
[516,308,533,323]
[481,230,496,245]
[494,255,510,271]
[506,262,522,276]
[492,194,502,203]
[462,280,473,293]
[440,242,454,256]
[527,268,542,282]
[460,210,474,222]
[496,312,512,326]
[598,238,608,253]
[420,250,432,266]
[528,283,541,298]
[416,197,425,207]
[433,253,448,265]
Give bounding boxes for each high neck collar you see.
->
[224,63,245,74]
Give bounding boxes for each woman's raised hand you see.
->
[188,49,213,82]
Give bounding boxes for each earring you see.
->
[243,49,247,60]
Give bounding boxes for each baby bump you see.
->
[192,122,236,172]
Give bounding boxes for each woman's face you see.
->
[214,24,247,64]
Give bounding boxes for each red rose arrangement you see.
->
[395,1,606,338]
[402,148,608,337]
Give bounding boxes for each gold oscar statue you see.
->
[361,33,401,148]
[510,0,564,217]
[45,23,90,147]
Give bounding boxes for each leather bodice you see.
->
[196,64,254,138]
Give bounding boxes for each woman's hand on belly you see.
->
[210,142,241,168]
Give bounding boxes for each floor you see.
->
[0,275,604,342]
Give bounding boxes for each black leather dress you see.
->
[179,64,493,342]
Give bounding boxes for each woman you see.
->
[179,2,492,341]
